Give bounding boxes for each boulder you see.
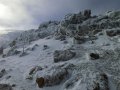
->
[54,50,76,63]
[36,68,68,88]
[0,84,12,90]
[36,63,75,88]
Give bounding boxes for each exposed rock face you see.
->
[54,50,76,62]
[0,84,13,90]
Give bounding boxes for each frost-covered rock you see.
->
[54,50,76,62]
[107,11,120,19]
[36,68,68,88]
[63,72,109,90]
[36,64,72,88]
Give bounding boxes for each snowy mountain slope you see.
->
[0,10,120,90]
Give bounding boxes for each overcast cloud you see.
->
[0,0,120,32]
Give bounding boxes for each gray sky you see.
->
[0,0,120,33]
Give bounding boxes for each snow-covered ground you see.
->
[0,38,74,90]
[0,34,119,90]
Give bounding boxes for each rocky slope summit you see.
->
[0,10,120,90]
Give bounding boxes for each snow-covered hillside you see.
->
[0,10,120,90]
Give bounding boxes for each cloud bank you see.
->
[0,0,120,32]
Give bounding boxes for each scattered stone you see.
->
[90,53,100,60]
[0,84,13,90]
[43,45,49,50]
[54,50,76,63]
